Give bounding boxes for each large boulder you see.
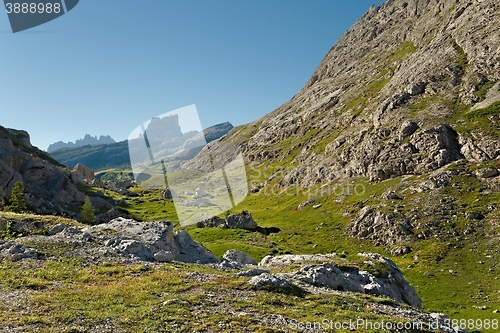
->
[248,273,292,289]
[223,249,257,265]
[226,211,258,230]
[196,215,227,228]
[197,210,259,230]
[10,218,219,264]
[219,249,257,269]
[256,253,421,309]
[71,163,95,182]
[86,218,219,264]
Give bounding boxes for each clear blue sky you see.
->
[0,1,379,151]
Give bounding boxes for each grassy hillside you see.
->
[116,159,500,330]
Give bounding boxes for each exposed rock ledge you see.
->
[251,253,422,309]
[1,218,218,264]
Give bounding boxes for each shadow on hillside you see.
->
[254,226,281,235]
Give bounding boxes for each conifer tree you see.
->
[10,181,28,213]
[81,196,95,224]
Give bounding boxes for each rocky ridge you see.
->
[47,134,116,153]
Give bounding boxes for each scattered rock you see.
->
[236,269,270,277]
[47,224,67,236]
[475,168,500,179]
[0,217,6,231]
[161,187,177,199]
[250,186,261,193]
[382,190,401,200]
[0,241,39,261]
[399,119,419,139]
[312,204,323,209]
[391,245,412,256]
[113,180,136,190]
[197,215,227,228]
[220,249,257,270]
[297,200,312,210]
[406,82,427,96]
[465,212,484,221]
[248,273,292,289]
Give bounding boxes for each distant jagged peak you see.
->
[47,134,116,153]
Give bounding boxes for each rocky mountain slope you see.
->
[188,0,500,186]
[180,0,500,325]
[0,126,87,216]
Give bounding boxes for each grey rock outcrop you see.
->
[47,223,67,235]
[248,273,292,289]
[11,218,218,264]
[345,206,413,246]
[226,211,258,230]
[0,241,39,261]
[88,218,218,263]
[474,167,500,179]
[0,130,87,216]
[256,253,421,309]
[196,215,226,228]
[197,210,259,230]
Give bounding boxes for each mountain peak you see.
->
[47,134,116,153]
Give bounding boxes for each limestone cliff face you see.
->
[0,126,86,216]
[187,0,500,186]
